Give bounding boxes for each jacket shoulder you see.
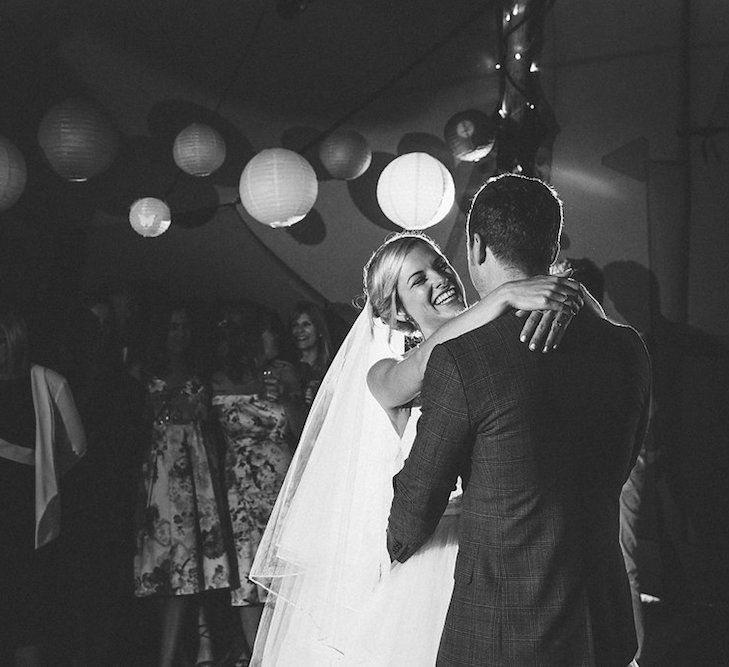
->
[439,312,522,356]
[597,318,650,361]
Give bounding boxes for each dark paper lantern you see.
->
[37,98,119,182]
[0,136,27,211]
[129,197,171,237]
[173,123,227,177]
[239,148,318,227]
[444,109,496,162]
[319,130,372,180]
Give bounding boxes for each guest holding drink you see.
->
[210,319,296,667]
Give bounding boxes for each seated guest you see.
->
[288,302,332,407]
[0,302,87,666]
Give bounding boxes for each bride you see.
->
[249,232,587,665]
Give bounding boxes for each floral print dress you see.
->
[212,393,292,606]
[134,377,231,597]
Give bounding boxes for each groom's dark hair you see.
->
[467,173,563,275]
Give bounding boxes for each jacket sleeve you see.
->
[387,343,471,563]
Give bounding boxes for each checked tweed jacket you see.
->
[387,310,651,667]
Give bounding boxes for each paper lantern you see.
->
[239,148,318,227]
[173,123,226,177]
[319,130,372,180]
[129,197,171,237]
[37,98,119,181]
[376,152,455,230]
[0,136,27,211]
[444,109,496,162]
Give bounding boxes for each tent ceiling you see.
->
[3,0,498,122]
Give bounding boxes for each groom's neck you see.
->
[477,263,533,300]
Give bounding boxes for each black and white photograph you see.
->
[1,1,728,665]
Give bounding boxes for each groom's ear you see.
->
[550,241,561,265]
[470,232,487,266]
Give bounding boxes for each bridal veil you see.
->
[249,303,404,665]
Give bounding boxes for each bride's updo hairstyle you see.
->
[363,232,465,337]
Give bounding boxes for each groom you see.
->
[387,174,651,666]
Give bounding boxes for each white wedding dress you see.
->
[249,306,460,666]
[345,405,461,666]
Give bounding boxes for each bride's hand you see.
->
[500,271,583,352]
[501,271,582,314]
[516,307,577,352]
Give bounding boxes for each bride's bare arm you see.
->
[367,275,582,409]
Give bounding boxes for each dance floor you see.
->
[639,599,729,666]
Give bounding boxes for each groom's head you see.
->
[466,173,563,296]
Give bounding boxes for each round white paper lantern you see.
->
[0,136,27,211]
[444,109,496,162]
[376,152,455,230]
[129,197,171,237]
[239,148,318,227]
[173,123,227,177]
[37,98,119,182]
[319,130,372,180]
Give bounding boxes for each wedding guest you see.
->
[132,304,231,667]
[109,280,149,375]
[0,302,87,666]
[256,310,304,439]
[58,286,146,665]
[289,302,332,407]
[210,319,296,667]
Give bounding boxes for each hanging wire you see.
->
[297,0,496,154]
[163,2,268,200]
[176,0,497,217]
[213,5,268,116]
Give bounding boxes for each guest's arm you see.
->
[53,377,87,476]
[387,343,471,563]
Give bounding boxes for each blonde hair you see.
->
[362,232,465,336]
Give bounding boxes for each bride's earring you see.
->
[396,310,414,327]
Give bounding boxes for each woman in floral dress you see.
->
[133,305,231,667]
[210,317,298,667]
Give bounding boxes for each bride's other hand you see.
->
[506,271,584,352]
[516,306,576,352]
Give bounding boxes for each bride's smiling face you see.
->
[396,242,465,338]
